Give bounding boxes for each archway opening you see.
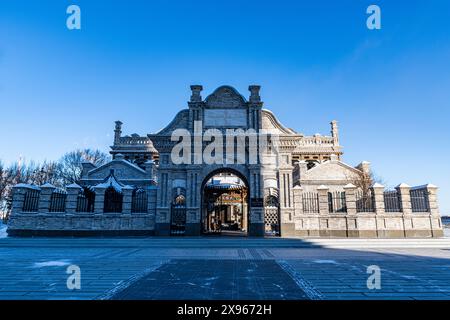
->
[202,170,249,236]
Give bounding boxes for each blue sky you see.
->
[0,0,449,213]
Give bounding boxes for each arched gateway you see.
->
[149,85,272,236]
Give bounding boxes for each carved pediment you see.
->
[205,86,247,109]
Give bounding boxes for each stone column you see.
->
[66,183,82,214]
[343,183,357,215]
[371,183,385,215]
[426,184,444,237]
[94,186,106,214]
[292,186,304,216]
[185,168,201,236]
[11,185,29,214]
[147,186,157,215]
[396,183,412,215]
[38,183,56,213]
[317,185,329,215]
[249,165,264,236]
[396,183,411,238]
[122,186,133,214]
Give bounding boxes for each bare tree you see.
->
[57,149,110,184]
[349,168,385,195]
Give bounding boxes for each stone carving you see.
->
[205,86,247,109]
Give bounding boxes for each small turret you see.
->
[190,85,203,103]
[114,121,123,144]
[330,120,339,146]
[248,85,261,103]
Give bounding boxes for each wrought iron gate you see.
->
[171,205,186,235]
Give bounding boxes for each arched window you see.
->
[104,187,123,213]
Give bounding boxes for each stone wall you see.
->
[281,183,444,238]
[7,184,156,236]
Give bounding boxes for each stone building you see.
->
[7,85,444,237]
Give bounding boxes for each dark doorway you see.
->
[201,170,249,236]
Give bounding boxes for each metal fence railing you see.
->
[356,190,375,213]
[328,191,347,213]
[384,190,402,212]
[131,188,148,213]
[49,189,67,213]
[410,188,430,213]
[302,192,319,213]
[22,189,40,212]
[76,188,95,213]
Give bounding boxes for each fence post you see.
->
[122,186,133,214]
[317,185,329,215]
[66,183,82,214]
[343,184,357,215]
[11,185,29,214]
[38,183,56,213]
[371,183,385,215]
[425,184,439,216]
[147,186,157,215]
[292,186,304,216]
[94,186,107,214]
[396,183,411,215]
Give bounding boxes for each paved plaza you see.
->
[1,236,450,300]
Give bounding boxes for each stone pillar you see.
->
[343,183,357,215]
[66,183,82,214]
[38,183,56,213]
[371,183,385,215]
[114,120,123,144]
[11,185,29,214]
[426,184,444,237]
[122,186,133,214]
[155,168,171,236]
[278,153,295,236]
[94,186,106,214]
[317,185,329,215]
[292,186,304,216]
[297,161,308,180]
[185,168,201,236]
[147,186,157,215]
[249,165,264,236]
[396,183,412,215]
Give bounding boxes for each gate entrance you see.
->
[202,171,249,236]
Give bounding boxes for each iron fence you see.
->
[384,190,402,212]
[104,187,123,213]
[302,192,320,213]
[356,190,375,213]
[131,188,148,213]
[410,188,430,213]
[22,189,40,212]
[328,191,347,213]
[76,188,95,213]
[49,189,67,212]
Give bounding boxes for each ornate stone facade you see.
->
[7,85,444,238]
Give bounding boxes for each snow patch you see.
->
[312,260,339,265]
[0,223,7,239]
[32,260,71,268]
